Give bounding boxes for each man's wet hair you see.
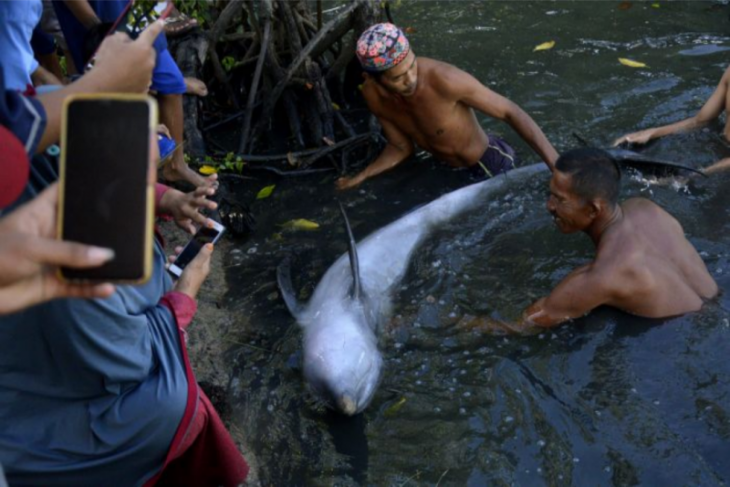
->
[555,148,621,206]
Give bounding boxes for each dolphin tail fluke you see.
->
[277,256,305,318]
[338,201,361,301]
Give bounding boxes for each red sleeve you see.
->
[0,126,30,209]
[155,183,171,208]
[160,291,197,330]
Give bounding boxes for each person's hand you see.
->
[157,124,171,139]
[0,184,116,315]
[158,181,219,234]
[172,243,213,300]
[91,19,164,93]
[335,175,364,191]
[612,128,656,147]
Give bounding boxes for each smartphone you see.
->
[168,221,226,278]
[58,94,157,283]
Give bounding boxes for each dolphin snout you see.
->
[337,394,358,416]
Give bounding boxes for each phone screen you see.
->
[61,98,152,281]
[173,226,223,272]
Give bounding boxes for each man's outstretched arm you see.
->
[460,264,613,335]
[455,72,558,171]
[336,116,415,190]
[614,65,730,146]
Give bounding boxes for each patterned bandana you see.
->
[356,23,410,73]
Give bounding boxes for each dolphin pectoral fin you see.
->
[338,201,361,301]
[337,394,358,416]
[277,256,305,318]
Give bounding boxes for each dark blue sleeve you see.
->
[0,65,47,155]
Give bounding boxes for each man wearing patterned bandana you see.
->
[336,23,559,190]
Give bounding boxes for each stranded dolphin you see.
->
[277,164,547,415]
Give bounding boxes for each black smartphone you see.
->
[168,221,226,277]
[58,94,156,283]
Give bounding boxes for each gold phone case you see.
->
[57,93,157,285]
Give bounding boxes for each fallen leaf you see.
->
[278,219,320,231]
[651,2,660,7]
[618,57,648,68]
[271,232,283,241]
[256,184,276,199]
[331,102,341,111]
[322,137,335,147]
[404,26,417,34]
[383,397,407,417]
[618,1,632,10]
[199,165,218,175]
[533,40,555,52]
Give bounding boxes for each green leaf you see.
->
[257,184,276,199]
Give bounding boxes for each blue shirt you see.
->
[0,1,43,90]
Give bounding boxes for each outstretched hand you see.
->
[0,184,116,315]
[612,128,656,147]
[158,179,219,234]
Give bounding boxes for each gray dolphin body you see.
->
[278,164,547,415]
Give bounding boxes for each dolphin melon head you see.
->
[303,315,383,416]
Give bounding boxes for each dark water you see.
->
[219,2,730,485]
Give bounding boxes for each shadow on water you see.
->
[219,1,730,485]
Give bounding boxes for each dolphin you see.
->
[277,164,548,415]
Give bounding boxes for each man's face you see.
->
[378,50,418,96]
[546,171,596,234]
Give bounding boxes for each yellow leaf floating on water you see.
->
[278,219,320,231]
[618,57,648,68]
[384,397,407,417]
[651,2,660,8]
[331,102,341,111]
[199,165,218,175]
[256,184,276,199]
[533,41,555,52]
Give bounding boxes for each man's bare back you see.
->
[592,198,717,317]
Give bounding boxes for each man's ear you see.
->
[588,199,602,219]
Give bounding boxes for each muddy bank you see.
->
[158,219,260,485]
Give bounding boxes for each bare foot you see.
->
[184,77,208,97]
[162,162,217,188]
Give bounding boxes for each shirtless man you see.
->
[464,148,718,334]
[336,23,558,190]
[614,65,730,175]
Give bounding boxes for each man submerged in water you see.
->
[336,23,559,190]
[464,148,718,334]
[614,65,730,175]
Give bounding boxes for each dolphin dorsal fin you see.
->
[277,256,305,318]
[338,202,361,300]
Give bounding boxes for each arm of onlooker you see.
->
[0,184,115,315]
[30,66,63,87]
[34,21,164,153]
[62,0,101,28]
[702,157,730,175]
[455,72,558,170]
[461,264,613,335]
[336,116,415,190]
[614,66,730,146]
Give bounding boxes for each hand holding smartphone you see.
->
[168,222,226,278]
[58,94,157,283]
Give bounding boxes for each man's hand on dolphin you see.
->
[613,128,656,147]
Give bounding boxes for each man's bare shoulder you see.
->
[361,78,388,115]
[425,59,480,89]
